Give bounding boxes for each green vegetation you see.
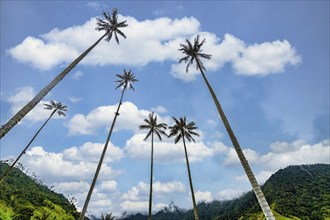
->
[122,164,330,220]
[0,162,79,219]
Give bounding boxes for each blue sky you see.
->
[0,0,329,217]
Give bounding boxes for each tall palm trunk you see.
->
[0,109,56,182]
[197,63,275,220]
[148,132,154,220]
[182,135,199,220]
[79,89,125,220]
[0,33,107,140]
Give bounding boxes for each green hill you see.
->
[0,161,80,220]
[122,164,330,220]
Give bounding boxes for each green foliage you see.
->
[0,161,79,219]
[122,164,330,220]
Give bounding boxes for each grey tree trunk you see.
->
[182,136,199,220]
[0,109,56,182]
[198,64,275,220]
[79,89,125,220]
[0,33,107,140]
[148,132,154,220]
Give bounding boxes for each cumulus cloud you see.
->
[231,139,330,185]
[195,190,213,203]
[121,181,185,213]
[67,101,170,135]
[124,133,219,163]
[171,33,301,80]
[62,141,124,163]
[6,86,66,122]
[8,15,300,79]
[21,143,122,182]
[260,139,330,171]
[218,188,246,200]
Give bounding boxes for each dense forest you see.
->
[0,161,79,220]
[122,164,330,220]
[0,163,329,219]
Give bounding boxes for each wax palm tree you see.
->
[0,101,67,182]
[178,35,275,220]
[0,8,127,139]
[168,116,200,220]
[101,213,116,220]
[139,112,167,220]
[79,70,138,220]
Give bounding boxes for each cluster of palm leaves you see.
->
[0,8,276,220]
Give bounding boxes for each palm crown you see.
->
[139,112,167,141]
[115,69,138,91]
[43,100,67,116]
[168,116,199,143]
[96,8,128,44]
[179,35,212,73]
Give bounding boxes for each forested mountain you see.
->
[0,162,329,220]
[0,161,79,220]
[122,164,330,220]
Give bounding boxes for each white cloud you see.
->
[56,181,90,194]
[195,191,213,203]
[171,33,301,80]
[100,180,118,192]
[124,133,218,163]
[224,148,259,165]
[153,181,186,193]
[122,181,149,201]
[218,188,246,200]
[71,70,84,80]
[8,16,198,71]
[6,86,66,122]
[67,101,170,135]
[120,180,186,213]
[232,139,330,185]
[8,15,299,79]
[120,201,149,213]
[62,142,124,163]
[67,101,144,135]
[260,139,330,171]
[21,144,122,182]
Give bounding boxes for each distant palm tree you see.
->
[0,8,128,139]
[178,35,275,220]
[101,213,116,220]
[79,70,138,220]
[139,112,167,220]
[168,116,200,220]
[0,101,67,183]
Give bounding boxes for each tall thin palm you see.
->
[168,116,200,220]
[0,8,127,139]
[139,112,167,220]
[179,35,275,220]
[0,100,67,182]
[79,70,138,220]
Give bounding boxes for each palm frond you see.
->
[95,8,128,44]
[178,35,212,73]
[115,69,138,91]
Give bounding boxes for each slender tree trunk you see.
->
[0,33,107,140]
[197,64,275,220]
[79,89,125,220]
[148,132,154,220]
[0,109,56,182]
[182,136,199,220]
